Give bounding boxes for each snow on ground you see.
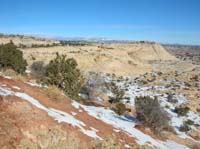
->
[3,76,12,79]
[0,72,12,79]
[25,81,43,87]
[12,86,21,90]
[106,76,200,140]
[163,140,189,149]
[25,70,31,74]
[113,129,120,132]
[0,84,101,140]
[71,111,77,116]
[72,100,189,149]
[0,75,196,148]
[0,86,13,96]
[124,144,131,149]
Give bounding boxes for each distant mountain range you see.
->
[50,36,134,43]
[1,33,200,45]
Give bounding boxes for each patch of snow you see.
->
[107,75,199,140]
[25,81,43,87]
[79,93,89,99]
[48,108,86,126]
[160,97,199,139]
[0,72,12,79]
[0,86,13,96]
[72,101,80,109]
[187,111,200,126]
[25,70,31,74]
[15,92,47,110]
[163,140,189,149]
[12,86,21,90]
[80,128,102,140]
[113,129,120,132]
[48,108,102,140]
[124,144,131,149]
[3,76,12,79]
[90,127,99,132]
[175,95,187,105]
[95,97,103,101]
[71,101,187,149]
[71,111,77,116]
[10,91,102,140]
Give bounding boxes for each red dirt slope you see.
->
[0,76,135,148]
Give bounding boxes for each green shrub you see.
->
[30,54,36,60]
[0,41,27,73]
[165,105,170,109]
[179,122,191,132]
[115,90,125,102]
[107,82,125,103]
[174,105,190,116]
[139,80,148,85]
[115,103,126,115]
[135,96,171,133]
[42,53,82,100]
[167,94,177,103]
[185,119,194,125]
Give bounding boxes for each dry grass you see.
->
[90,134,122,149]
[129,144,153,149]
[19,126,85,149]
[0,98,22,149]
[2,69,28,82]
[90,134,153,149]
[19,139,38,149]
[1,69,68,103]
[43,86,66,102]
[35,126,82,149]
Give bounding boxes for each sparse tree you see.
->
[115,103,126,115]
[174,104,190,116]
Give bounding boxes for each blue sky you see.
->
[0,0,200,45]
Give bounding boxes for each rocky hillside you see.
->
[0,74,134,148]
[1,72,197,149]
